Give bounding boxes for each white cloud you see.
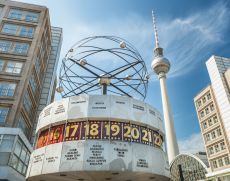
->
[59,1,230,80]
[161,1,230,77]
[178,132,205,154]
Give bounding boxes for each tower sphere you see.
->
[151,55,170,75]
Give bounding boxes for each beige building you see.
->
[194,56,230,180]
[0,0,62,180]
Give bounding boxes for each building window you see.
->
[208,119,213,126]
[203,122,207,129]
[205,107,210,115]
[1,23,34,38]
[0,135,15,166]
[213,116,218,124]
[8,9,39,22]
[1,24,17,35]
[35,57,41,75]
[13,42,29,55]
[39,64,45,81]
[0,59,4,71]
[217,128,222,137]
[214,144,220,153]
[220,142,226,150]
[23,92,31,113]
[29,72,38,95]
[200,111,204,118]
[207,93,211,100]
[0,59,23,74]
[0,134,15,152]
[0,82,16,97]
[197,100,201,107]
[206,134,210,142]
[211,131,216,139]
[9,138,30,176]
[0,40,29,55]
[5,61,23,74]
[202,97,206,104]
[0,107,9,123]
[210,104,214,111]
[224,156,230,165]
[218,159,223,167]
[213,160,218,168]
[0,41,11,53]
[23,91,33,120]
[8,9,22,20]
[209,147,214,155]
[25,12,39,22]
[17,116,30,138]
[19,26,34,38]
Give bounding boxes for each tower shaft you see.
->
[158,72,179,163]
[151,11,179,163]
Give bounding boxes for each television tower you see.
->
[151,11,179,163]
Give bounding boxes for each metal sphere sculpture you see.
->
[59,36,148,100]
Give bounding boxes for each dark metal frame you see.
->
[59,36,148,100]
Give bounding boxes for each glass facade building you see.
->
[170,153,209,181]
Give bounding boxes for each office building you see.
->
[194,56,230,180]
[0,0,62,180]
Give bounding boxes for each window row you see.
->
[212,156,230,169]
[0,59,23,74]
[0,40,29,55]
[208,141,226,155]
[1,23,34,38]
[8,8,39,22]
[202,115,218,129]
[197,92,212,108]
[200,103,215,118]
[205,128,222,142]
[0,82,16,97]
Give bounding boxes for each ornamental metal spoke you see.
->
[59,36,148,100]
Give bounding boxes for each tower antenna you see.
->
[152,10,160,48]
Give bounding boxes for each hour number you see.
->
[124,125,131,138]
[142,129,148,142]
[131,127,140,140]
[111,124,120,136]
[65,124,79,138]
[90,123,99,136]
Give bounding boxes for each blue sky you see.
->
[16,0,230,153]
